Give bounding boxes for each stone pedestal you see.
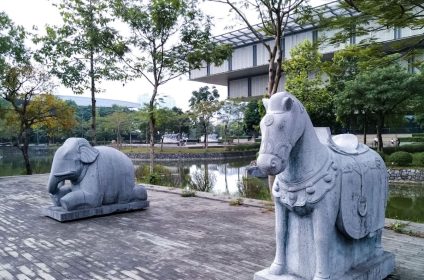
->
[254,251,395,280]
[42,200,149,222]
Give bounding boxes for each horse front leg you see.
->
[312,191,338,280]
[269,199,288,275]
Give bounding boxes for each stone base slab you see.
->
[254,251,395,280]
[42,200,149,222]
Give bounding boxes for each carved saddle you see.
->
[273,128,387,239]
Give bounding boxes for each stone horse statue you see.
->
[255,92,394,280]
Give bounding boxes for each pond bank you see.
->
[388,168,424,182]
[126,150,257,161]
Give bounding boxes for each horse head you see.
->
[257,92,306,176]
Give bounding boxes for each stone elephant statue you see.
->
[47,138,147,211]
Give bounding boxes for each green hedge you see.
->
[412,133,424,137]
[383,143,424,155]
[225,143,261,152]
[398,137,424,143]
[414,152,424,166]
[388,151,413,166]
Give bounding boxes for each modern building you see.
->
[137,93,177,109]
[56,95,140,109]
[189,1,423,99]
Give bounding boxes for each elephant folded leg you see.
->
[132,185,147,201]
[60,190,100,211]
[51,184,72,206]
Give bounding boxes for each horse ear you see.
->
[78,139,99,164]
[262,98,269,112]
[282,97,293,111]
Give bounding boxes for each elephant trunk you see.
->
[47,170,74,194]
[48,173,61,194]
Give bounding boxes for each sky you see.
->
[0,0,329,110]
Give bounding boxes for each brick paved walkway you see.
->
[0,174,423,280]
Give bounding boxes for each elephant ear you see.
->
[78,139,99,164]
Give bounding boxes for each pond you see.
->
[1,151,423,223]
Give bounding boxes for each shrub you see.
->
[181,189,196,197]
[229,198,244,206]
[388,151,413,166]
[413,152,424,166]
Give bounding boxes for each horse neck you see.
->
[284,120,329,182]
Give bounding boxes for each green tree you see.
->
[0,12,28,72]
[243,99,261,137]
[103,111,132,148]
[209,0,311,96]
[326,45,396,141]
[189,86,221,148]
[155,107,190,139]
[219,100,246,143]
[311,1,424,62]
[113,0,231,170]
[34,0,127,144]
[0,66,76,174]
[337,64,424,152]
[282,40,333,126]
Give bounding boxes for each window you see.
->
[408,56,415,74]
[394,27,402,39]
[350,35,356,45]
[312,30,318,44]
[253,45,257,66]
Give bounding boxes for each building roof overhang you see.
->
[213,0,357,48]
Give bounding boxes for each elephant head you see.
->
[48,138,99,195]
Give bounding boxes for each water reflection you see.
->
[175,160,251,195]
[0,154,53,176]
[386,184,424,223]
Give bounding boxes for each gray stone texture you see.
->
[388,168,424,182]
[255,252,395,280]
[42,201,149,222]
[0,174,422,279]
[46,138,148,220]
[257,92,394,280]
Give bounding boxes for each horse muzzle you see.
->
[257,154,286,176]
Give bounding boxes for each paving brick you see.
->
[0,174,423,279]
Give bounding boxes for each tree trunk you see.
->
[204,123,208,148]
[19,128,32,175]
[266,38,284,193]
[90,47,96,145]
[22,144,32,175]
[377,113,384,152]
[363,113,367,145]
[149,86,158,173]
